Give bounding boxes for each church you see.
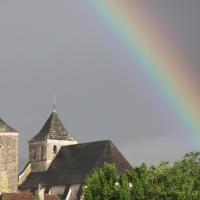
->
[0,110,132,199]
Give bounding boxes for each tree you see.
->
[83,152,200,200]
[126,152,200,200]
[83,164,131,200]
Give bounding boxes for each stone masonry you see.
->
[28,112,77,172]
[0,120,19,194]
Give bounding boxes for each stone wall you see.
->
[48,185,65,196]
[29,139,77,172]
[29,141,47,162]
[46,139,77,168]
[66,184,81,200]
[0,132,19,193]
[29,141,47,172]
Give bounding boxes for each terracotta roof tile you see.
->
[1,193,33,200]
[45,194,59,200]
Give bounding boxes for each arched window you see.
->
[53,145,57,154]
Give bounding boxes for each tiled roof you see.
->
[0,193,59,200]
[20,140,132,189]
[0,193,33,200]
[44,194,60,200]
[29,112,76,142]
[0,118,17,133]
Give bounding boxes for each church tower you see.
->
[0,118,19,194]
[28,111,77,172]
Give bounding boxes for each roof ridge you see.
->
[94,141,113,168]
[59,140,111,152]
[47,112,56,139]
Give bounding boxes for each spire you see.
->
[29,112,76,142]
[53,95,56,113]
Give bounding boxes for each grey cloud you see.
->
[0,0,199,168]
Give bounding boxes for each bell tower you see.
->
[0,118,19,194]
[29,111,78,172]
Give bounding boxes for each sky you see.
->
[0,0,200,169]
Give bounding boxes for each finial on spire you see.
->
[53,95,56,112]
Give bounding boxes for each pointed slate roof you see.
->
[29,112,76,142]
[20,140,132,189]
[0,118,17,133]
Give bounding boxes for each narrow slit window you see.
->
[41,145,44,160]
[33,148,36,160]
[53,145,57,154]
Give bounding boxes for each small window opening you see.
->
[32,148,36,160]
[53,145,57,154]
[41,145,44,160]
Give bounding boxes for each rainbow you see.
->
[84,0,200,143]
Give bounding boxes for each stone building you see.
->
[0,110,132,199]
[28,111,77,172]
[19,111,132,199]
[19,140,132,199]
[19,111,78,186]
[0,119,19,194]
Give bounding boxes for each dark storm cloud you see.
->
[0,0,199,168]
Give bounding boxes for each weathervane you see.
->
[53,95,56,112]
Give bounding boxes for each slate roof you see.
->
[29,112,76,142]
[0,118,17,133]
[20,140,132,189]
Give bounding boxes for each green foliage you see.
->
[33,195,40,200]
[83,164,131,200]
[83,152,200,200]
